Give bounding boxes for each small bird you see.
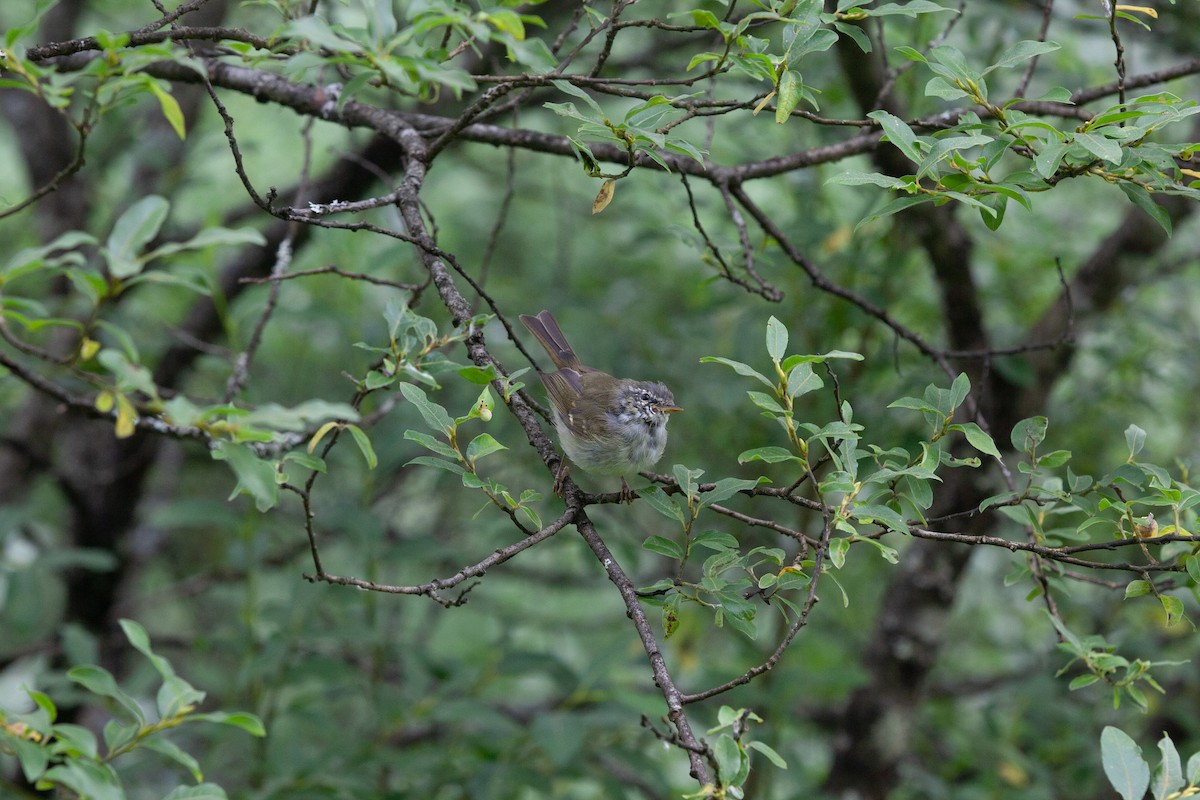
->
[519,310,681,501]
[1133,513,1159,539]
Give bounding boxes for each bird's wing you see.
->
[541,368,610,442]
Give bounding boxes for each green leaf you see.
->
[826,170,913,190]
[640,487,685,524]
[715,705,739,728]
[405,456,466,475]
[951,422,1002,460]
[714,733,743,782]
[747,740,788,769]
[211,441,279,512]
[517,504,542,530]
[118,618,175,679]
[458,365,499,384]
[283,16,361,51]
[4,229,95,276]
[1034,139,1069,179]
[550,79,605,117]
[103,718,137,752]
[345,424,378,469]
[853,194,932,230]
[29,689,58,720]
[399,382,454,433]
[641,578,675,595]
[1101,726,1150,800]
[738,446,798,464]
[466,433,507,463]
[858,536,900,563]
[1125,682,1148,711]
[748,391,786,414]
[241,400,359,432]
[143,226,267,261]
[1125,424,1147,458]
[1074,132,1122,165]
[105,195,170,279]
[140,736,203,782]
[404,429,459,459]
[692,530,739,553]
[1187,749,1200,786]
[673,465,703,500]
[782,350,864,368]
[1154,733,1184,800]
[481,8,524,39]
[1124,580,1151,598]
[1037,449,1072,468]
[162,783,230,800]
[643,535,685,560]
[765,317,788,362]
[895,45,928,62]
[788,26,838,62]
[775,70,801,124]
[157,672,205,719]
[188,711,266,737]
[868,109,923,163]
[949,372,970,410]
[663,135,707,164]
[853,502,908,534]
[699,357,774,390]
[868,1,957,16]
[1185,554,1200,585]
[1161,595,1184,627]
[699,477,763,508]
[42,760,123,800]
[888,396,937,414]
[1010,416,1048,453]
[97,348,159,398]
[145,78,186,139]
[786,362,824,398]
[915,134,993,179]
[68,665,144,723]
[1118,183,1172,236]
[983,40,1060,74]
[828,536,849,568]
[50,723,96,758]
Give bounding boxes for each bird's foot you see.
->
[552,459,570,497]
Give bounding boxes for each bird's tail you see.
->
[519,310,581,371]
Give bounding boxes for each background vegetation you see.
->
[3,0,1200,797]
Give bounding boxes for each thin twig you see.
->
[1015,0,1055,99]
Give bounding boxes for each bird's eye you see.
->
[640,390,652,402]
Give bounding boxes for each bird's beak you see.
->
[659,405,683,414]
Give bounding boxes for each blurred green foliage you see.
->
[3,0,1200,798]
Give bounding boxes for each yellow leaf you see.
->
[592,178,616,214]
[147,80,186,139]
[822,225,853,254]
[1115,4,1157,18]
[997,760,1029,787]
[1156,525,1191,539]
[114,394,138,438]
[308,420,339,453]
[79,337,101,361]
[752,91,776,116]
